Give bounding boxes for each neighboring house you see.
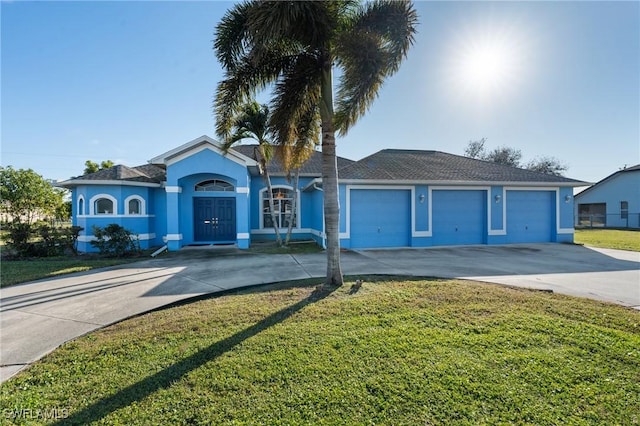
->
[58,135,586,252]
[574,165,640,229]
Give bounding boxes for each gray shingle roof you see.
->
[72,164,166,183]
[338,149,586,184]
[231,144,355,175]
[61,146,585,186]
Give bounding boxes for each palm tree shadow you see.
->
[55,286,336,425]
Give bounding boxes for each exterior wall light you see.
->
[565,195,572,203]
[419,194,425,203]
[495,194,501,203]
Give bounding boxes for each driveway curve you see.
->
[1,243,638,383]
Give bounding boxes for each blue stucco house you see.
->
[58,135,586,252]
[574,164,640,228]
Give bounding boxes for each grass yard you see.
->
[0,257,142,288]
[1,277,638,425]
[574,228,640,251]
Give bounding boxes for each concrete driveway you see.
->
[1,243,638,383]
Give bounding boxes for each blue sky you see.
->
[2,1,638,185]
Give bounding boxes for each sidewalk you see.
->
[2,244,638,383]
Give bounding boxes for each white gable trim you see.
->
[149,135,258,168]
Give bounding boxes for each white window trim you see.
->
[124,195,146,216]
[259,185,301,230]
[195,178,235,192]
[77,195,85,216]
[89,194,118,216]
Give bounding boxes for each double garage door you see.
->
[348,188,555,249]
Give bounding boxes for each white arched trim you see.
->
[77,195,85,216]
[259,185,301,230]
[89,194,118,216]
[124,195,146,215]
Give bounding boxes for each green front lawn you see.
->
[0,257,142,288]
[574,228,640,251]
[2,277,638,425]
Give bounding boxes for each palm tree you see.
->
[222,101,283,246]
[214,0,418,287]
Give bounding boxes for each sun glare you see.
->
[447,24,528,102]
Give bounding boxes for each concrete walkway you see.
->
[1,243,638,383]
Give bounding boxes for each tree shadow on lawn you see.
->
[53,285,337,426]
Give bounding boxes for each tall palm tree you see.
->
[222,101,283,246]
[214,0,418,287]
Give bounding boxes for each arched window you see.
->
[195,179,234,192]
[77,196,85,216]
[95,198,113,214]
[262,187,297,228]
[124,195,145,215]
[89,194,117,215]
[128,199,141,214]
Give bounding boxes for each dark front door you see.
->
[194,197,236,242]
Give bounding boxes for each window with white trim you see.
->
[128,199,141,215]
[621,201,629,220]
[95,198,114,214]
[77,196,84,216]
[262,188,297,228]
[195,179,234,192]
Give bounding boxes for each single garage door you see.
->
[432,190,486,245]
[506,190,555,243]
[350,189,411,248]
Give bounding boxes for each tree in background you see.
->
[0,166,64,225]
[464,139,568,176]
[0,166,72,257]
[214,0,418,286]
[84,160,114,175]
[523,157,569,176]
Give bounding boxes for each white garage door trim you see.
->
[344,185,419,239]
[504,186,573,235]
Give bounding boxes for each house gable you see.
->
[149,135,258,170]
[574,166,640,228]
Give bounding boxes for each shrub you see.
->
[90,224,140,257]
[1,222,84,258]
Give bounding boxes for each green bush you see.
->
[1,222,84,258]
[90,224,140,257]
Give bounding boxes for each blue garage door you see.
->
[350,189,411,248]
[432,190,486,245]
[506,191,554,243]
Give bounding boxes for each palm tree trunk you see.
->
[284,168,299,245]
[320,66,344,287]
[260,161,282,247]
[257,146,282,246]
[263,168,283,246]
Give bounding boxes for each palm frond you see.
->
[353,0,418,72]
[333,0,418,134]
[214,49,298,140]
[268,52,323,149]
[214,1,253,70]
[247,1,335,48]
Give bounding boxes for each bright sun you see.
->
[448,27,527,101]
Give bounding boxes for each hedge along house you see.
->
[58,135,586,253]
